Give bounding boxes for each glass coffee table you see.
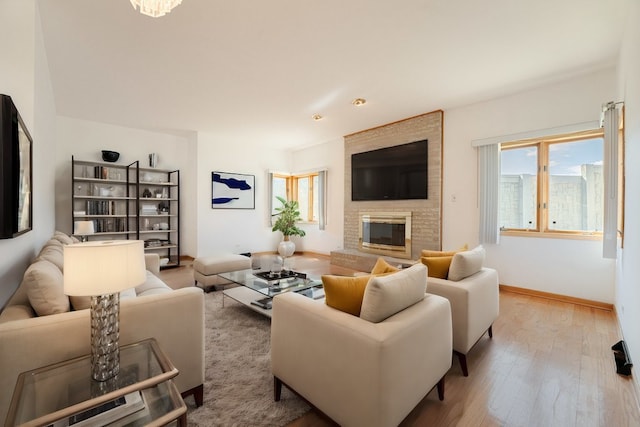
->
[219,269,324,317]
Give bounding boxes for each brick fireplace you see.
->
[331,111,443,271]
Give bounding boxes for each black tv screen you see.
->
[351,140,428,201]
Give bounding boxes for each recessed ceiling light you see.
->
[312,114,323,121]
[352,98,366,106]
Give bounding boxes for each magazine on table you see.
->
[49,391,145,427]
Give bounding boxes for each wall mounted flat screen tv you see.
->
[0,94,32,239]
[351,139,428,201]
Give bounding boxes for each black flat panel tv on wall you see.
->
[351,139,428,201]
[0,94,32,239]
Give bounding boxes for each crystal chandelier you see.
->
[130,0,183,18]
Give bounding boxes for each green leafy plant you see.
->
[272,196,306,239]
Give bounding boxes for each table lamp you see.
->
[63,240,146,381]
[74,220,95,242]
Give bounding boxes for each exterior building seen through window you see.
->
[500,130,604,234]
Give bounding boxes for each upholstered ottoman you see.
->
[193,254,252,292]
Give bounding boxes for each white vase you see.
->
[278,240,295,258]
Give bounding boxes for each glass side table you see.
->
[6,338,186,427]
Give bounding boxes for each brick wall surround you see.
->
[331,111,443,270]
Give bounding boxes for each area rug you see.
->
[186,290,310,426]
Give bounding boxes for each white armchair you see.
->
[271,288,452,427]
[427,267,499,376]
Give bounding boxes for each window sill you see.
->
[500,230,602,241]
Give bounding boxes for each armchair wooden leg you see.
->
[488,324,493,338]
[274,376,283,401]
[454,351,469,377]
[437,376,446,401]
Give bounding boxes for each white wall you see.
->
[291,138,345,255]
[195,132,292,256]
[54,117,197,256]
[443,68,618,302]
[0,0,57,306]
[615,0,640,395]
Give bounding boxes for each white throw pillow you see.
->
[24,259,70,316]
[448,245,485,281]
[360,263,427,323]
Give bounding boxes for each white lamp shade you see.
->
[74,220,95,235]
[64,240,146,296]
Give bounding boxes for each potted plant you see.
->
[272,196,305,257]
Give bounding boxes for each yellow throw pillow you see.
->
[322,274,372,316]
[420,256,454,279]
[370,257,400,275]
[420,244,468,259]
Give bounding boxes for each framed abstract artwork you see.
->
[211,171,255,209]
[0,94,33,239]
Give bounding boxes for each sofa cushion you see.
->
[420,255,453,279]
[135,271,172,296]
[360,263,427,323]
[24,259,70,316]
[69,295,91,311]
[322,274,372,316]
[370,258,400,275]
[36,242,64,271]
[70,287,138,311]
[448,245,485,281]
[121,288,137,300]
[52,231,74,245]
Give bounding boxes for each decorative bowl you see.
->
[101,150,120,162]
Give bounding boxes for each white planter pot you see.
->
[278,240,295,257]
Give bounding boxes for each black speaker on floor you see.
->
[612,340,633,376]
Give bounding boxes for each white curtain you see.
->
[317,170,327,230]
[602,103,619,259]
[478,144,500,244]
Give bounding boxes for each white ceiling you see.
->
[37,0,627,150]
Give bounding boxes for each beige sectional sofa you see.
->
[0,232,205,422]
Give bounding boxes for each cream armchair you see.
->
[427,267,499,376]
[271,286,452,427]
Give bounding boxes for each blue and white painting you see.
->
[211,171,255,209]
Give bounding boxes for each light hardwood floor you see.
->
[159,254,640,426]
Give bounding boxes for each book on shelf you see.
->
[92,166,113,180]
[86,200,117,215]
[82,218,127,233]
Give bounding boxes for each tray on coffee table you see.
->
[253,270,307,281]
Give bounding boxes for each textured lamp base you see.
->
[90,293,121,381]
